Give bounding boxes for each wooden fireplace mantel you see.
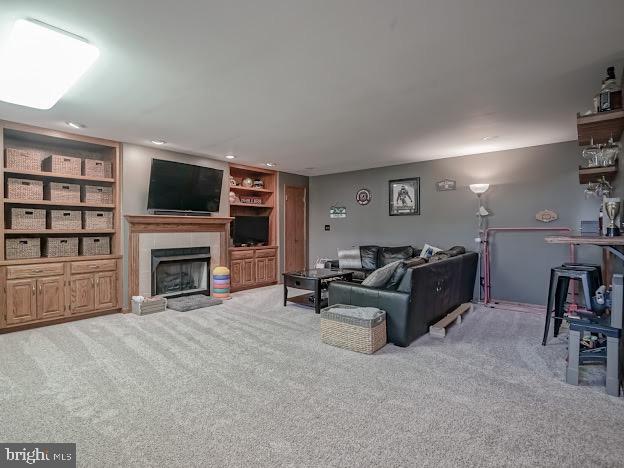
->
[125,214,233,306]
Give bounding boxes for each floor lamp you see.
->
[470,183,490,302]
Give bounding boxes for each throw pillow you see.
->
[428,252,451,263]
[337,248,362,269]
[378,246,415,266]
[386,257,427,289]
[420,243,442,259]
[361,260,401,288]
[444,246,466,257]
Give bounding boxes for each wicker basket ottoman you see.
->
[320,304,386,354]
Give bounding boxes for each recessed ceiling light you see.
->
[265,162,276,167]
[482,136,499,141]
[0,19,99,110]
[66,121,84,129]
[151,139,166,145]
[225,154,235,160]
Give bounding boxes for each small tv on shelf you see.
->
[147,159,223,214]
[232,216,269,246]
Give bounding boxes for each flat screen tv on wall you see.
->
[147,159,223,214]
[232,216,269,246]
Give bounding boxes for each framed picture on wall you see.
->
[389,177,420,216]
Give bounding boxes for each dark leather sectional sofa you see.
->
[326,245,478,347]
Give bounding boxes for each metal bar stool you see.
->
[543,265,600,346]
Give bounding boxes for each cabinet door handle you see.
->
[96,278,99,286]
[91,278,94,286]
[89,265,98,269]
[39,284,42,294]
[32,269,43,273]
[32,285,36,295]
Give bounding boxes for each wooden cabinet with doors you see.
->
[230,247,277,291]
[1,259,119,330]
[5,274,65,326]
[69,260,117,315]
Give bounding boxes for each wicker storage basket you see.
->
[49,210,82,230]
[44,237,79,257]
[81,236,111,256]
[10,208,46,230]
[320,304,387,354]
[7,178,44,200]
[46,182,81,202]
[84,211,113,229]
[5,148,42,171]
[42,154,81,176]
[6,238,41,260]
[84,185,113,204]
[84,159,112,178]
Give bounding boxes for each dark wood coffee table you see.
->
[283,268,354,314]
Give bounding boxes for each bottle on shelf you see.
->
[599,200,604,235]
[598,66,622,112]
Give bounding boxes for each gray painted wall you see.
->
[121,144,230,305]
[277,172,309,275]
[309,141,614,305]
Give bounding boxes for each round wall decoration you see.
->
[356,188,372,205]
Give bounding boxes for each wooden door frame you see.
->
[284,185,307,273]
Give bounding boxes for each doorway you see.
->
[285,185,306,273]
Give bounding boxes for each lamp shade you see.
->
[469,183,489,194]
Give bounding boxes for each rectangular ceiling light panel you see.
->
[0,19,99,109]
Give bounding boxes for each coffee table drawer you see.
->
[284,275,317,290]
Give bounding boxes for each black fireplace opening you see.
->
[151,247,210,298]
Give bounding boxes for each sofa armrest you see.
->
[324,259,340,269]
[328,281,412,347]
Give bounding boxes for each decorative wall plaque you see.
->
[535,209,558,223]
[436,179,456,191]
[356,188,372,205]
[330,206,347,218]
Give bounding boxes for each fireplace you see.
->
[151,247,210,297]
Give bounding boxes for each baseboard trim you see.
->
[0,308,122,334]
[231,281,278,293]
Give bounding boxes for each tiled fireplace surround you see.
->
[139,233,219,297]
[125,215,232,305]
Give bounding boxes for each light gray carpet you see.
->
[0,285,623,467]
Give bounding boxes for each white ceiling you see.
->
[1,0,623,175]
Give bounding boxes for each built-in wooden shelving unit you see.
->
[0,120,122,332]
[577,109,624,146]
[228,163,278,292]
[576,109,624,183]
[578,165,618,184]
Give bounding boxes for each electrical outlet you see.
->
[324,225,330,231]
